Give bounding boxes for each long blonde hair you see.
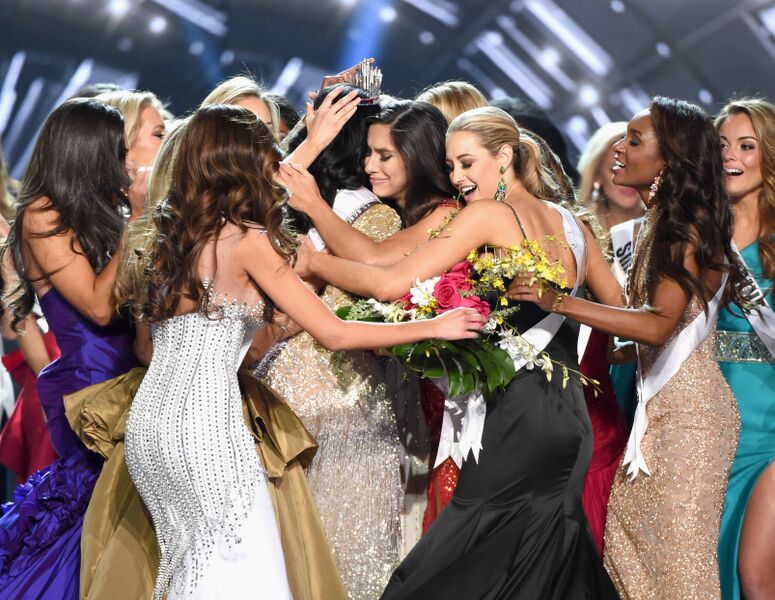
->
[417,81,488,124]
[201,76,282,142]
[114,119,188,312]
[95,90,166,147]
[715,98,775,283]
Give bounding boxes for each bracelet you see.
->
[551,291,567,313]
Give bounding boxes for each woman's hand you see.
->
[278,162,327,215]
[431,307,487,340]
[506,273,561,313]
[292,235,319,279]
[304,86,361,151]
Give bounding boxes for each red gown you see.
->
[578,328,628,556]
[0,330,60,481]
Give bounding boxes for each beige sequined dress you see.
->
[603,207,740,599]
[258,197,404,600]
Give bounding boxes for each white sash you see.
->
[435,203,586,468]
[610,217,642,286]
[307,187,380,250]
[733,244,775,359]
[623,272,729,479]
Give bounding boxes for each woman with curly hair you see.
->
[0,98,140,599]
[510,96,752,599]
[123,104,483,599]
[715,98,775,600]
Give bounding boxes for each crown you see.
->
[349,59,383,105]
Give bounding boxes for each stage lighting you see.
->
[538,47,561,69]
[107,0,130,19]
[698,89,713,105]
[419,31,435,44]
[655,42,671,58]
[379,6,397,23]
[579,84,599,107]
[189,41,205,56]
[117,37,134,51]
[149,15,167,34]
[610,0,625,13]
[339,0,359,6]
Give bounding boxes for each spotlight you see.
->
[117,37,134,51]
[107,0,130,19]
[698,89,713,105]
[340,0,358,6]
[419,31,435,44]
[379,6,397,22]
[220,49,235,65]
[189,41,205,56]
[579,84,599,106]
[538,47,561,69]
[610,0,625,13]
[655,42,671,57]
[149,15,167,34]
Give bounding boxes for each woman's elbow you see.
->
[640,328,672,347]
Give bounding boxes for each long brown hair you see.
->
[715,98,775,283]
[144,104,295,322]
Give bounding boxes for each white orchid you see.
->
[409,276,440,307]
[367,299,409,323]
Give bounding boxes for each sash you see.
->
[435,203,586,468]
[307,187,380,251]
[733,244,775,359]
[623,272,729,479]
[610,217,642,286]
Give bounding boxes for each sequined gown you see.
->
[258,197,403,599]
[603,209,740,599]
[716,241,775,600]
[125,228,291,600]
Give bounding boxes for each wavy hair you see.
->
[638,96,750,311]
[96,90,167,147]
[145,105,295,323]
[115,119,188,313]
[284,84,380,233]
[416,81,488,124]
[369,100,456,225]
[201,75,282,142]
[3,98,130,327]
[715,98,775,283]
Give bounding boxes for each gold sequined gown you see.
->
[258,200,404,600]
[603,209,740,600]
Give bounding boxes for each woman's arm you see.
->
[295,200,519,301]
[24,198,127,326]
[237,231,485,351]
[133,318,153,366]
[241,314,302,367]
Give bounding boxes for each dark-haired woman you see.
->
[715,99,775,600]
[0,98,140,599]
[256,85,409,598]
[283,100,462,533]
[123,104,483,599]
[509,97,750,599]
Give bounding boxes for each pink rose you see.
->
[399,291,414,309]
[459,295,491,320]
[433,277,464,312]
[443,261,473,291]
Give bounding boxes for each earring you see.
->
[495,165,507,202]
[647,169,664,204]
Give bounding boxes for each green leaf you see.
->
[335,306,352,319]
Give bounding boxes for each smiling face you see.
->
[718,112,763,203]
[612,110,666,200]
[597,142,641,210]
[445,130,510,202]
[364,123,409,204]
[126,105,166,168]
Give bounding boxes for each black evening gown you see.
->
[381,302,619,600]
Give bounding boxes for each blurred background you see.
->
[1,0,774,177]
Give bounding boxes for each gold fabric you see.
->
[258,203,406,600]
[65,368,345,600]
[603,206,740,599]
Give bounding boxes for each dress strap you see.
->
[501,201,528,238]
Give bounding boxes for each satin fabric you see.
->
[65,367,345,600]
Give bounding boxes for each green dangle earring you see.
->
[495,165,507,201]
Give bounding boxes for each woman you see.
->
[715,98,775,600]
[283,99,459,536]
[287,106,618,598]
[123,104,483,599]
[201,75,283,140]
[415,81,488,124]
[0,98,140,599]
[509,97,750,599]
[259,84,408,599]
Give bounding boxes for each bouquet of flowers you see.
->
[338,238,599,400]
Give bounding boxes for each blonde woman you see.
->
[201,75,282,141]
[416,80,488,124]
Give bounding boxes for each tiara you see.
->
[349,59,383,105]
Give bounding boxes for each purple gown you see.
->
[0,288,138,599]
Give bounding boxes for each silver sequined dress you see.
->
[125,228,292,600]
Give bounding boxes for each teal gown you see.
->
[717,241,775,600]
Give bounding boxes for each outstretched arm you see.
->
[24,198,127,326]
[237,230,485,351]
[279,162,457,265]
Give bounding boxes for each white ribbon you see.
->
[434,203,586,468]
[307,187,380,250]
[623,272,729,479]
[610,217,643,286]
[733,244,775,359]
